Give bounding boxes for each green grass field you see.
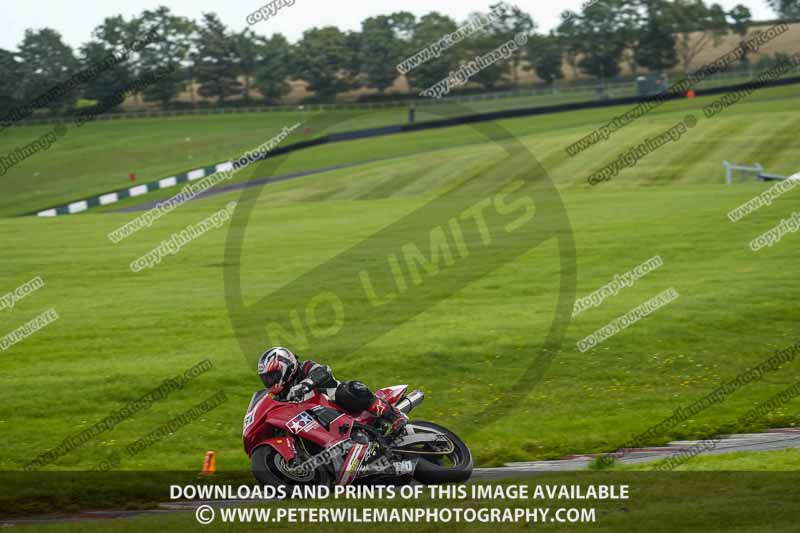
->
[1,83,799,481]
[2,78,796,217]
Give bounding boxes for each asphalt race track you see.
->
[4,429,799,526]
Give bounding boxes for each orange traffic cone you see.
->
[687,89,696,99]
[201,451,216,476]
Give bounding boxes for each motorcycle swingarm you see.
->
[390,430,454,455]
[391,431,448,447]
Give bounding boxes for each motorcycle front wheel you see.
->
[251,445,332,487]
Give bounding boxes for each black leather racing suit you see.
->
[276,360,405,431]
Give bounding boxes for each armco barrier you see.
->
[29,75,800,217]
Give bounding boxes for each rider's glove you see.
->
[287,382,312,402]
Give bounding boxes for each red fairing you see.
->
[243,391,354,458]
[254,436,297,462]
[335,441,371,485]
[374,384,408,405]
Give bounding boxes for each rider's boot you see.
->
[367,398,408,436]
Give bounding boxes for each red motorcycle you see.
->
[243,385,472,486]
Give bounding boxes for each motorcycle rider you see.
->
[257,346,407,436]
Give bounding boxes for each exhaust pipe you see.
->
[396,390,424,414]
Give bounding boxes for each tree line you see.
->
[0,0,797,117]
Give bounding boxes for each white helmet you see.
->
[257,347,298,394]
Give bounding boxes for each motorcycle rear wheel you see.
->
[408,420,473,484]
